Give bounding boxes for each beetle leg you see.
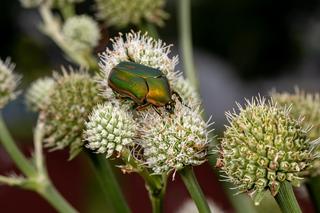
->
[135,102,151,111]
[152,106,162,116]
[172,91,191,109]
[172,91,183,103]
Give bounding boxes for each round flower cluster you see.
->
[138,101,211,174]
[84,101,137,158]
[271,88,320,177]
[217,97,316,204]
[42,71,104,159]
[25,77,55,112]
[81,31,210,174]
[62,15,100,51]
[0,58,20,109]
[95,0,168,28]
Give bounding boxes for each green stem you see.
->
[59,2,75,19]
[38,180,78,213]
[88,153,131,213]
[144,175,166,213]
[38,3,99,71]
[179,167,211,213]
[121,149,165,213]
[0,113,36,177]
[306,176,320,212]
[0,113,77,213]
[274,181,302,213]
[178,0,199,92]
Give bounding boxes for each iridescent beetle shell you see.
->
[108,61,174,111]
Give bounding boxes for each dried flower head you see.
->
[217,96,317,205]
[138,100,211,174]
[99,31,179,99]
[62,15,100,51]
[95,0,168,28]
[84,101,137,158]
[271,88,320,176]
[0,58,20,109]
[25,77,55,112]
[42,70,104,159]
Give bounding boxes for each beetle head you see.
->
[165,100,175,113]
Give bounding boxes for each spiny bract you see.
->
[42,71,104,159]
[217,97,316,204]
[84,101,137,158]
[0,58,20,109]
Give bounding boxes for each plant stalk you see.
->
[306,176,320,212]
[37,179,78,213]
[178,0,199,92]
[179,167,211,213]
[38,3,99,71]
[274,181,302,213]
[0,113,78,213]
[121,149,166,213]
[0,113,36,177]
[88,153,131,213]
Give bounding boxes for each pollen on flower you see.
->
[84,101,137,158]
[138,100,212,174]
[217,96,317,204]
[0,58,20,109]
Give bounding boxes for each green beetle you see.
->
[108,61,177,112]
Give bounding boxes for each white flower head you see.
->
[0,58,20,109]
[84,101,137,158]
[99,31,179,99]
[138,100,212,174]
[62,15,100,51]
[25,77,55,112]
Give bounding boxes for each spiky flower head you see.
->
[95,0,168,28]
[138,101,211,174]
[25,77,55,112]
[62,15,100,52]
[0,58,20,109]
[42,70,104,159]
[84,101,137,158]
[217,96,317,204]
[99,31,179,98]
[271,88,320,177]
